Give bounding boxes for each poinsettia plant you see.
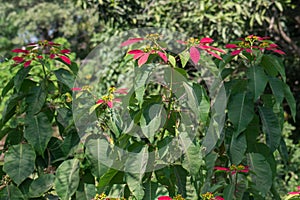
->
[0,32,296,200]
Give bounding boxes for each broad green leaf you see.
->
[229,133,247,165]
[2,78,14,97]
[97,168,119,189]
[183,82,200,120]
[54,158,80,200]
[168,54,176,67]
[76,183,96,200]
[1,93,25,127]
[283,83,296,121]
[125,145,149,176]
[85,137,109,179]
[181,141,204,176]
[246,65,268,101]
[179,51,189,68]
[3,144,36,185]
[223,184,235,200]
[247,153,272,195]
[0,185,24,200]
[228,92,254,136]
[193,83,210,122]
[261,55,285,82]
[26,83,47,115]
[24,112,52,155]
[28,174,55,198]
[268,77,284,104]
[258,107,281,152]
[54,68,75,89]
[140,104,163,142]
[144,181,158,200]
[14,66,31,92]
[125,172,145,199]
[134,65,154,105]
[173,165,188,196]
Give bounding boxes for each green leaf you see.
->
[223,184,235,200]
[134,65,154,105]
[1,93,25,127]
[3,144,36,185]
[1,78,14,97]
[181,140,204,176]
[54,158,80,200]
[53,68,75,89]
[247,153,272,195]
[0,185,24,200]
[179,51,189,68]
[173,165,188,196]
[125,145,149,176]
[140,104,163,142]
[168,54,176,67]
[261,55,285,82]
[258,107,281,152]
[26,83,47,115]
[228,92,254,136]
[246,65,268,101]
[28,174,55,198]
[24,112,52,155]
[229,133,247,165]
[14,66,31,92]
[268,77,284,104]
[76,183,96,200]
[97,168,119,189]
[283,83,296,121]
[85,137,109,179]
[125,172,145,199]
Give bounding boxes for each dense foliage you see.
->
[0,0,299,199]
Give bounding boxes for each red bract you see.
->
[226,35,285,56]
[158,196,172,200]
[96,98,121,108]
[214,164,249,175]
[121,38,144,47]
[11,40,71,67]
[178,37,225,64]
[288,186,300,195]
[128,48,167,67]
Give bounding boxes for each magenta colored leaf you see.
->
[50,54,56,59]
[24,60,32,68]
[60,55,71,65]
[138,53,149,66]
[71,87,81,91]
[12,49,29,53]
[107,101,113,108]
[48,41,60,46]
[225,44,238,49]
[207,50,222,60]
[190,46,200,64]
[231,49,242,55]
[96,99,104,104]
[200,37,213,44]
[12,56,24,63]
[121,38,144,47]
[158,196,172,200]
[245,48,252,53]
[114,98,121,102]
[60,49,71,54]
[210,46,226,53]
[133,53,144,60]
[37,55,43,59]
[272,49,285,55]
[157,51,168,62]
[128,49,144,54]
